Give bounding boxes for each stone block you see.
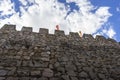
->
[42,68,53,77]
[70,77,78,80]
[0,77,5,80]
[49,78,60,80]
[79,71,88,78]
[0,24,16,32]
[61,56,69,62]
[0,70,8,76]
[38,77,48,80]
[107,38,116,43]
[83,34,94,39]
[54,62,60,68]
[67,71,76,76]
[21,27,32,32]
[20,77,30,80]
[69,32,79,38]
[31,71,41,76]
[23,56,30,60]
[57,67,65,73]
[39,28,48,34]
[41,57,50,62]
[6,77,19,80]
[98,73,105,79]
[61,75,70,80]
[33,60,48,68]
[95,35,106,41]
[22,61,29,66]
[65,64,77,71]
[7,68,16,76]
[88,70,96,79]
[17,70,29,76]
[55,30,65,36]
[41,52,49,57]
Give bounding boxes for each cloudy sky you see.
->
[0,0,120,42]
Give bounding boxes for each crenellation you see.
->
[0,24,116,44]
[0,24,119,47]
[39,28,48,34]
[0,24,120,80]
[83,34,94,40]
[95,35,106,41]
[21,26,32,32]
[69,32,79,37]
[69,32,80,39]
[0,24,16,32]
[107,38,116,43]
[55,30,65,36]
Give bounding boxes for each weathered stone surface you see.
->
[83,34,94,40]
[79,71,88,78]
[98,73,105,79]
[57,67,65,73]
[20,77,30,80]
[70,77,78,80]
[17,69,29,76]
[65,64,76,71]
[1,24,16,32]
[7,68,16,76]
[41,52,49,57]
[38,77,48,80]
[88,70,96,79]
[39,28,48,34]
[0,77,5,80]
[33,60,48,68]
[55,30,65,36]
[41,57,50,61]
[42,68,53,77]
[60,56,69,62]
[21,27,32,32]
[31,71,41,76]
[49,78,60,80]
[67,71,76,76]
[61,75,70,80]
[0,70,8,76]
[54,62,60,68]
[6,77,19,80]
[23,56,30,60]
[0,24,119,80]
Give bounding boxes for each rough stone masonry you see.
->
[0,24,120,80]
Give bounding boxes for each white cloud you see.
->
[0,0,15,16]
[116,7,120,12]
[96,26,116,39]
[0,0,112,35]
[105,27,116,38]
[19,0,28,6]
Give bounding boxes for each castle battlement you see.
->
[0,24,120,80]
[0,24,119,47]
[0,24,16,31]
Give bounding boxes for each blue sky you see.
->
[90,0,120,41]
[0,0,120,42]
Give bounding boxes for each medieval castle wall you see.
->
[0,24,120,80]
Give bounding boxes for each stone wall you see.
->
[0,24,120,80]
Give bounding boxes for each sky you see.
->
[0,0,120,42]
